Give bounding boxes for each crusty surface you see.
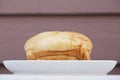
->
[24,31,93,60]
[26,49,90,60]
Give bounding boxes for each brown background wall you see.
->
[0,0,120,74]
[0,15,120,62]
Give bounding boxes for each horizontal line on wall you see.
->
[0,13,120,17]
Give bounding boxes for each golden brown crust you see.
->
[37,56,77,60]
[26,50,90,60]
[24,31,93,60]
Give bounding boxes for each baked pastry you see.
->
[24,31,93,60]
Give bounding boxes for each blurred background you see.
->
[0,0,120,74]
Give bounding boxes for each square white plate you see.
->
[3,60,117,75]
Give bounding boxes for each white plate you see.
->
[3,60,117,75]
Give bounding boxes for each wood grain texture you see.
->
[0,0,120,14]
[0,15,120,62]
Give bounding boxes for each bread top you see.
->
[24,31,93,54]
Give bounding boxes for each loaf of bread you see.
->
[24,31,93,60]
